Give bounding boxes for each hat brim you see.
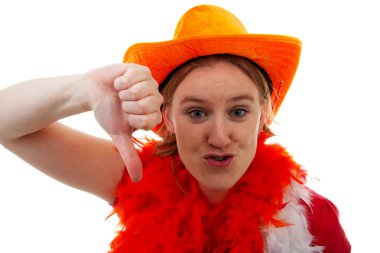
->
[123,34,301,115]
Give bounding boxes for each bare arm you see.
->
[0,63,163,203]
[0,74,89,140]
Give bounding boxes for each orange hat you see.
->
[123,4,301,115]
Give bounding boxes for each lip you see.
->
[203,153,235,168]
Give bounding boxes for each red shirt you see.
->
[305,190,351,253]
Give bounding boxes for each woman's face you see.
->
[164,61,263,203]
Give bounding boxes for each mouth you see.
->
[203,153,234,167]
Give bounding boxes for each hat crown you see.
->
[174,5,248,39]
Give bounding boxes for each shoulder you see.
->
[303,189,351,253]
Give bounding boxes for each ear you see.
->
[163,106,175,133]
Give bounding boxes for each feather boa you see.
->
[109,133,323,253]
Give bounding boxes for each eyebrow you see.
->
[180,94,255,105]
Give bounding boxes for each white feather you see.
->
[262,180,325,253]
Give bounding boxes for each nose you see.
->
[207,116,231,149]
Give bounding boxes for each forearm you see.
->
[0,73,90,141]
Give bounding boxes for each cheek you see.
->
[237,133,258,173]
[235,119,260,143]
[175,126,204,174]
[234,121,260,164]
[175,122,202,149]
[173,117,202,152]
[240,132,258,158]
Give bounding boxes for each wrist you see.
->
[73,72,93,113]
[56,73,92,118]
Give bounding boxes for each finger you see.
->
[114,64,155,91]
[111,133,143,183]
[127,111,163,130]
[118,80,156,101]
[101,63,129,81]
[122,94,163,115]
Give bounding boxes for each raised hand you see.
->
[88,63,163,182]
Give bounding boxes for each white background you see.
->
[0,0,379,252]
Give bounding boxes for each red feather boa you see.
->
[109,133,306,253]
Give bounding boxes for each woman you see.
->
[0,4,350,253]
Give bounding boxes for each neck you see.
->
[199,184,228,205]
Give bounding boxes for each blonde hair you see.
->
[154,54,274,156]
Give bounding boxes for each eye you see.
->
[189,109,206,119]
[230,108,247,118]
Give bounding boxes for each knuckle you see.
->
[137,101,148,114]
[138,66,153,81]
[121,101,129,111]
[113,77,124,90]
[140,65,151,74]
[130,115,150,130]
[126,88,140,100]
[122,100,146,114]
[123,75,132,84]
[128,63,149,75]
[155,112,163,125]
[118,90,127,100]
[127,62,139,70]
[158,93,164,103]
[150,78,158,86]
[139,112,163,131]
[124,65,139,78]
[153,94,164,107]
[140,118,151,130]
